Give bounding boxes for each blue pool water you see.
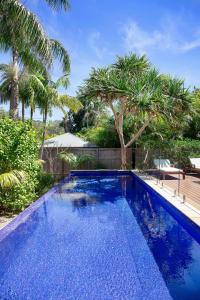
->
[0,172,200,299]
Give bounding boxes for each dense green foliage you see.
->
[159,139,200,168]
[0,118,51,212]
[77,116,120,147]
[79,126,119,147]
[66,96,106,133]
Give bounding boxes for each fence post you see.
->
[98,148,100,166]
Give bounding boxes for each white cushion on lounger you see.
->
[190,158,200,168]
[153,159,183,172]
[159,167,182,172]
[154,159,171,169]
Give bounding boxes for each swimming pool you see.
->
[0,171,199,299]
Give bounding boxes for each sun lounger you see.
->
[189,158,200,173]
[154,159,185,180]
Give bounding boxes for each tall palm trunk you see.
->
[42,106,48,142]
[22,98,25,121]
[10,50,19,119]
[30,107,33,122]
[40,106,48,159]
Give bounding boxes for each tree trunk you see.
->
[109,96,155,169]
[110,99,127,169]
[126,118,151,148]
[30,107,33,122]
[63,116,69,132]
[42,106,48,142]
[121,146,127,169]
[10,50,19,119]
[40,107,48,159]
[22,98,25,121]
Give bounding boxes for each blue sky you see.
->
[1,0,200,120]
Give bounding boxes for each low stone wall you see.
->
[42,147,132,177]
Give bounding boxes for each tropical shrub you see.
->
[0,118,40,211]
[58,151,95,169]
[78,126,120,148]
[36,172,54,195]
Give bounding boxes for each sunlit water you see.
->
[0,173,199,299]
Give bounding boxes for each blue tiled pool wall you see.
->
[70,170,132,177]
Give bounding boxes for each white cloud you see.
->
[122,20,200,55]
[88,31,111,59]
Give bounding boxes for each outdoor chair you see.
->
[153,159,185,180]
[189,158,200,174]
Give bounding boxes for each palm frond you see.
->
[19,48,48,75]
[36,159,45,165]
[58,152,94,169]
[0,170,27,189]
[58,95,83,113]
[55,74,70,89]
[0,63,16,102]
[44,0,70,10]
[0,0,51,62]
[50,39,70,73]
[58,152,78,168]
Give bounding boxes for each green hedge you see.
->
[0,118,41,212]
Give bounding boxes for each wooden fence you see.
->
[42,147,132,177]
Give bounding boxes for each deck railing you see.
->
[134,147,200,212]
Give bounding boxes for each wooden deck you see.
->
[159,173,200,211]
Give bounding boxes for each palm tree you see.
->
[79,54,191,169]
[0,63,13,105]
[36,75,82,142]
[0,1,70,119]
[19,69,46,121]
[0,1,49,118]
[0,63,46,121]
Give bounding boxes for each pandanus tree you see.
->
[0,0,70,119]
[79,54,192,169]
